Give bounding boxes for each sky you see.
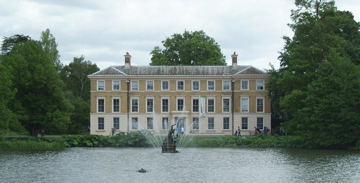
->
[1,0,360,71]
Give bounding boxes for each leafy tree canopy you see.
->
[61,56,99,101]
[40,28,62,73]
[60,56,99,134]
[150,30,226,66]
[299,57,360,148]
[267,0,360,148]
[2,40,73,136]
[1,34,31,54]
[0,64,17,134]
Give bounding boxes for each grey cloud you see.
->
[1,0,360,70]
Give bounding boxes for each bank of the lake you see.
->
[0,137,66,150]
[1,132,359,150]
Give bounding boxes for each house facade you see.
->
[88,52,270,136]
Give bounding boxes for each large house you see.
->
[88,52,270,136]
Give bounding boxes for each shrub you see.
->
[0,138,65,150]
[182,135,306,148]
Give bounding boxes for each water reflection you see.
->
[0,148,359,183]
[279,149,360,182]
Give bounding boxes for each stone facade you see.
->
[88,52,270,136]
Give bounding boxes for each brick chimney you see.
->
[232,51,238,67]
[124,52,131,68]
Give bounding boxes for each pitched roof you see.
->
[91,65,266,76]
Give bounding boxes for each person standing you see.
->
[111,127,116,135]
[254,126,261,135]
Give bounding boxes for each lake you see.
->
[0,147,359,183]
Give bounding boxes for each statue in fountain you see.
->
[164,124,176,144]
[162,124,178,153]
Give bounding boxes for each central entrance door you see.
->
[175,117,185,135]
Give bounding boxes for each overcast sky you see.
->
[1,0,360,71]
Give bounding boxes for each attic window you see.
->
[98,81,105,91]
[177,81,184,90]
[257,81,264,90]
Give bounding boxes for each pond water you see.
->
[0,147,359,183]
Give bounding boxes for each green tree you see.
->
[61,56,99,100]
[300,57,360,148]
[2,40,73,136]
[61,56,99,133]
[40,28,62,73]
[1,34,31,54]
[267,0,360,148]
[150,30,226,66]
[66,95,91,134]
[0,63,17,135]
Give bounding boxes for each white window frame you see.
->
[241,80,249,90]
[161,97,169,113]
[131,97,139,113]
[257,80,265,90]
[207,80,215,91]
[241,117,248,130]
[176,97,185,111]
[146,80,154,91]
[112,80,120,91]
[132,117,138,130]
[256,97,265,113]
[208,117,215,130]
[241,97,249,113]
[192,97,199,113]
[97,80,105,91]
[222,97,231,113]
[223,80,230,91]
[223,117,230,130]
[97,97,105,113]
[207,98,215,113]
[113,117,120,130]
[146,97,154,113]
[147,117,153,130]
[192,80,200,91]
[162,117,169,130]
[112,97,120,113]
[192,117,199,130]
[257,117,264,129]
[177,80,185,91]
[131,80,139,91]
[98,117,104,130]
[162,80,169,91]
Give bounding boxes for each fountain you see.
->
[161,124,178,153]
[136,111,195,152]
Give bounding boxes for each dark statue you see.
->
[162,124,178,153]
[163,124,176,144]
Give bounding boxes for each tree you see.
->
[40,28,62,73]
[1,34,31,54]
[2,40,73,136]
[60,56,99,133]
[299,58,360,148]
[0,63,17,135]
[61,56,99,100]
[150,30,226,66]
[267,0,360,148]
[66,94,91,134]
